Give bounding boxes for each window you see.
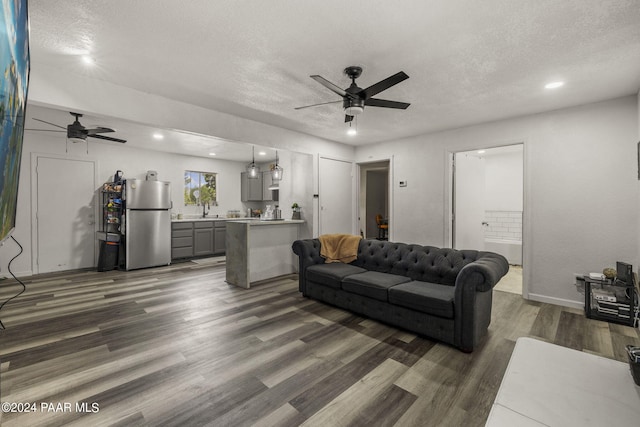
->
[184,171,217,205]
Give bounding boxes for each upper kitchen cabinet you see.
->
[241,172,263,201]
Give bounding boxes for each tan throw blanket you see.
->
[319,234,362,263]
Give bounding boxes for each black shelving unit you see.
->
[584,275,637,327]
[97,182,123,271]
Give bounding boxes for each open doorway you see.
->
[451,144,524,295]
[358,160,390,240]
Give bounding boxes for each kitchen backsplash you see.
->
[484,210,522,241]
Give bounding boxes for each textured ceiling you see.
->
[24,105,280,162]
[28,0,640,147]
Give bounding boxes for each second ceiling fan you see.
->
[296,66,410,122]
[29,112,127,143]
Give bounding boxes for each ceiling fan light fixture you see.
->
[344,105,364,116]
[68,136,86,144]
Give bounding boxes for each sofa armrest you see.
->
[453,252,509,351]
[455,252,509,292]
[292,239,325,293]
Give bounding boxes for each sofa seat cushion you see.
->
[306,263,367,289]
[388,281,455,319]
[342,271,412,302]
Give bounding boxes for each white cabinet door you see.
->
[319,157,353,235]
[36,156,96,273]
[453,152,485,250]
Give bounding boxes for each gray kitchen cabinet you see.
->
[214,222,226,254]
[172,220,226,259]
[241,172,263,201]
[193,221,215,256]
[171,222,194,259]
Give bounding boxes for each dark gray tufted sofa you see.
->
[292,238,509,352]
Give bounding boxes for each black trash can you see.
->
[97,240,119,272]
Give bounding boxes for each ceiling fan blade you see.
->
[310,75,358,99]
[89,134,127,143]
[25,128,66,132]
[365,98,410,109]
[345,115,354,123]
[86,127,115,135]
[32,117,66,129]
[362,71,409,99]
[294,100,342,110]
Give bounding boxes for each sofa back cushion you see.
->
[353,240,481,286]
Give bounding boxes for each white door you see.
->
[36,156,96,273]
[319,157,353,235]
[453,152,485,250]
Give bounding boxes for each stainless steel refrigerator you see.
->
[123,179,172,270]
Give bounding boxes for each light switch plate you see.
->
[399,181,407,187]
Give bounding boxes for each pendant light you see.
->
[271,150,283,181]
[246,146,260,179]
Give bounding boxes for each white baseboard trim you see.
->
[0,269,33,280]
[528,293,583,310]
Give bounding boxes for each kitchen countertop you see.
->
[226,219,303,289]
[227,219,305,226]
[171,217,252,222]
[172,217,305,225]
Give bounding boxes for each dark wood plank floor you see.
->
[1,259,639,426]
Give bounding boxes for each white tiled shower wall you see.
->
[484,210,522,241]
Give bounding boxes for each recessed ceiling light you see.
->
[209,152,216,156]
[545,81,564,89]
[82,55,95,65]
[347,128,357,136]
[152,133,164,140]
[258,151,266,156]
[477,150,486,154]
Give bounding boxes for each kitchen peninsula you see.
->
[226,219,305,288]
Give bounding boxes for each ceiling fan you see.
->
[27,112,127,143]
[296,66,410,122]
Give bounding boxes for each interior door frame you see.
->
[445,142,529,298]
[357,158,393,240]
[31,152,99,274]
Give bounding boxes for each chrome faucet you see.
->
[202,202,209,218]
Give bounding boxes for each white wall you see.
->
[274,150,314,239]
[355,95,639,308]
[29,64,355,162]
[0,132,231,276]
[484,150,523,211]
[454,153,485,249]
[0,130,315,277]
[0,63,350,278]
